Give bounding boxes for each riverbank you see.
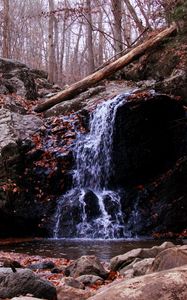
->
[0,241,187,299]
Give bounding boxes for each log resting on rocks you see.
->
[34,24,177,112]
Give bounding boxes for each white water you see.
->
[54,93,130,239]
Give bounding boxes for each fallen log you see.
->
[35,24,176,113]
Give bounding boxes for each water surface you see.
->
[0,238,183,261]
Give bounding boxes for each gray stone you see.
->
[0,108,42,152]
[87,265,187,300]
[61,277,85,289]
[0,268,56,300]
[0,58,26,73]
[110,242,175,271]
[77,275,104,286]
[65,256,108,279]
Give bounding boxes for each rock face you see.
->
[123,33,187,105]
[0,58,38,100]
[0,268,56,300]
[112,93,186,187]
[65,256,108,279]
[87,265,187,300]
[110,92,187,236]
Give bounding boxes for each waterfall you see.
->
[54,93,130,239]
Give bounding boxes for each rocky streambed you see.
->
[0,241,187,300]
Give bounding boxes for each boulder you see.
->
[64,256,108,279]
[77,275,104,286]
[87,265,187,300]
[0,58,38,100]
[0,268,56,300]
[149,245,187,273]
[110,242,175,271]
[57,285,92,300]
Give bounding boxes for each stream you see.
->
[0,238,184,261]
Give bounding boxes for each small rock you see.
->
[28,261,55,270]
[61,277,85,289]
[77,275,104,286]
[57,285,92,300]
[65,255,108,279]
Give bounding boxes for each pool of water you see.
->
[0,238,184,261]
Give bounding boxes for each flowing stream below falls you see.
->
[53,92,135,239]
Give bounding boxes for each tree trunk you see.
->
[3,0,10,58]
[111,0,123,56]
[48,0,55,83]
[34,24,176,113]
[86,0,95,74]
[124,0,145,33]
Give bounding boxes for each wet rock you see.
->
[87,265,187,300]
[149,245,187,273]
[83,190,101,222]
[57,285,92,300]
[110,242,175,271]
[28,261,55,270]
[77,275,104,286]
[112,93,186,187]
[61,277,85,289]
[64,256,108,279]
[0,268,56,300]
[125,156,187,236]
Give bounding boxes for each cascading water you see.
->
[54,93,130,239]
